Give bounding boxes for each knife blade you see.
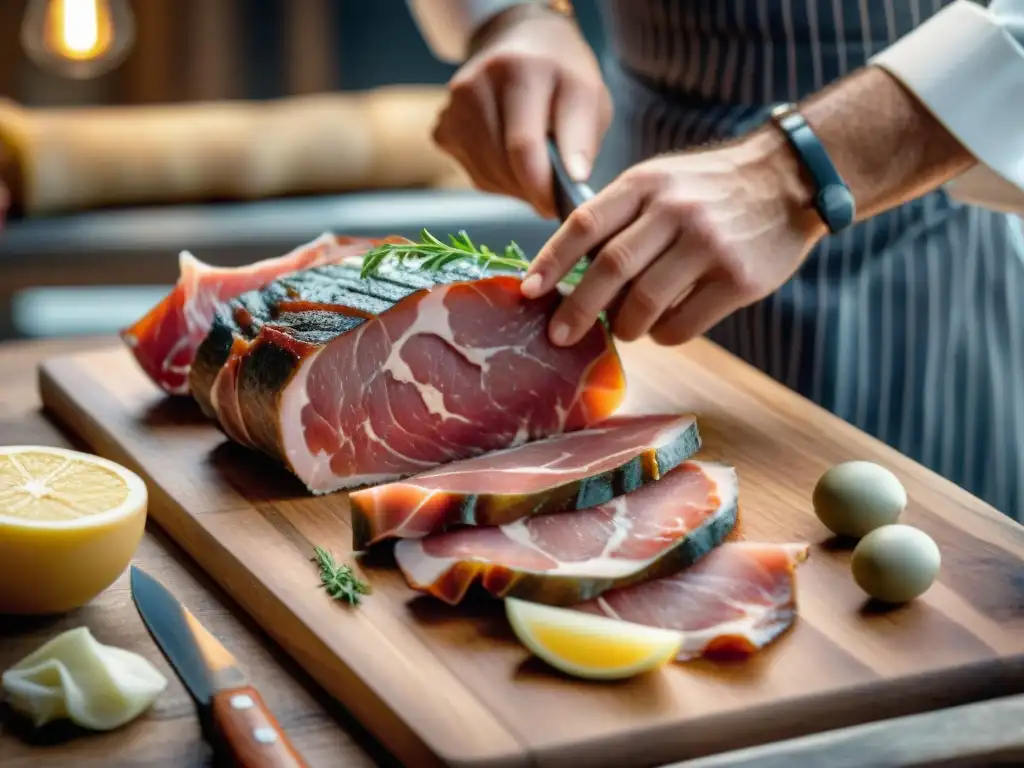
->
[546,135,632,317]
[130,565,309,768]
[546,135,595,222]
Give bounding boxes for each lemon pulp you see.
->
[0,446,148,614]
[506,597,684,681]
[1,448,131,522]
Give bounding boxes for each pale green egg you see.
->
[812,461,907,538]
[851,524,941,604]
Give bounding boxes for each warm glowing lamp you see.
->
[20,0,135,79]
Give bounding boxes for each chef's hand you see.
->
[432,4,612,218]
[520,130,828,346]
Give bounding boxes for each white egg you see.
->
[851,524,941,604]
[813,461,907,538]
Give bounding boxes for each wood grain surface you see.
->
[671,693,1024,768]
[0,337,393,768]
[36,339,1024,768]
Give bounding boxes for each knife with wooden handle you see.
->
[130,566,309,768]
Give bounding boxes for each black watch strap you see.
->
[769,102,856,235]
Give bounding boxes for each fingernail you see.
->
[564,153,591,181]
[549,321,569,346]
[521,273,543,297]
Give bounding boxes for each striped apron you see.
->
[594,0,1024,520]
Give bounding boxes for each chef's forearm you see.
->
[760,0,1024,222]
[801,0,1024,218]
[795,65,974,222]
[865,0,1024,214]
[405,0,536,63]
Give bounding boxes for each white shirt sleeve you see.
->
[405,0,537,63]
[869,0,1024,214]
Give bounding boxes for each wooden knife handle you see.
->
[210,685,309,768]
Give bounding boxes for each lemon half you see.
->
[0,445,148,615]
[505,597,684,681]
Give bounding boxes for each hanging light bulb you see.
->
[20,0,136,80]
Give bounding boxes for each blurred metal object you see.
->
[544,0,575,18]
[20,0,135,80]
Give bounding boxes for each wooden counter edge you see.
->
[669,693,1024,768]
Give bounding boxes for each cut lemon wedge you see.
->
[505,597,684,681]
[0,445,148,615]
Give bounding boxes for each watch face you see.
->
[818,184,857,232]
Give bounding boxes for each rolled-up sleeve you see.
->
[870,0,1024,214]
[405,0,535,63]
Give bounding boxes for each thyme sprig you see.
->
[311,546,370,606]
[359,228,588,286]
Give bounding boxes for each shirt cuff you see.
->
[406,0,537,63]
[869,0,1024,209]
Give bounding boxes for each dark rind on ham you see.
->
[122,233,392,396]
[483,504,735,606]
[349,414,701,550]
[190,260,481,421]
[394,461,739,606]
[188,258,626,494]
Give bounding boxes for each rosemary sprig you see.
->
[311,546,370,606]
[360,228,588,286]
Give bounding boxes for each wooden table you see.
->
[2,336,1023,768]
[0,336,398,768]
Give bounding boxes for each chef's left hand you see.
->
[520,130,829,346]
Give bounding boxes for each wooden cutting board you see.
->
[38,340,1024,768]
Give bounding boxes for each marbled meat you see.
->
[394,461,738,605]
[188,258,626,494]
[576,541,810,660]
[350,413,701,548]
[121,233,393,395]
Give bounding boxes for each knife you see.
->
[546,135,595,222]
[547,135,620,311]
[130,566,309,768]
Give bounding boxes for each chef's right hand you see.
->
[432,4,612,218]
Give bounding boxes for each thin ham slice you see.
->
[575,541,810,661]
[121,233,398,395]
[350,413,701,549]
[394,461,738,606]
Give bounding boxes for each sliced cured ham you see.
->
[350,413,701,549]
[575,541,809,661]
[394,461,738,606]
[121,233,395,395]
[188,258,626,494]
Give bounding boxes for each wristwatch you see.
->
[769,102,856,235]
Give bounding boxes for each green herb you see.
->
[311,547,370,606]
[359,228,588,286]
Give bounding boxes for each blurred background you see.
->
[0,0,607,341]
